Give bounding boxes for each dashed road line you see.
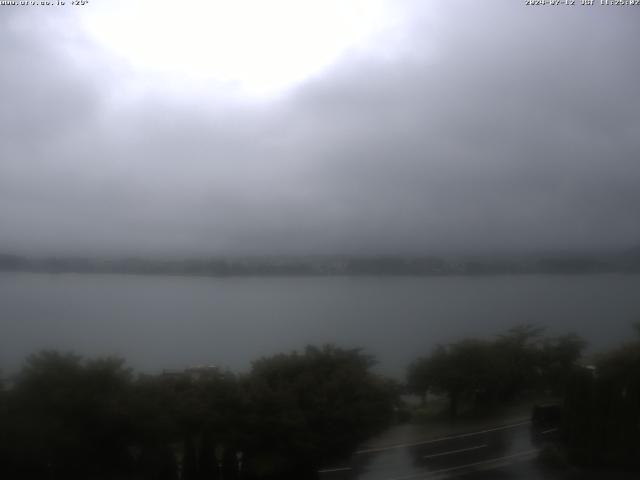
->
[386,449,540,480]
[355,420,531,455]
[422,444,487,459]
[318,466,352,473]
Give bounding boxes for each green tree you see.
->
[540,333,587,396]
[415,340,500,417]
[7,351,133,479]
[493,324,545,400]
[243,345,396,478]
[407,355,432,405]
[563,326,640,469]
[407,325,586,418]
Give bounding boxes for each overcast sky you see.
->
[1,0,639,257]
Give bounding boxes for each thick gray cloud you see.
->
[1,1,639,256]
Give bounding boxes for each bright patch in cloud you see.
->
[80,0,405,97]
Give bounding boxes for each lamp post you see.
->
[171,442,184,480]
[215,444,225,480]
[235,451,243,478]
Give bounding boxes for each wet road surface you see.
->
[318,420,561,480]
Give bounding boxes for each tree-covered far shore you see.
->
[2,250,640,277]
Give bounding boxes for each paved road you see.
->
[318,420,560,480]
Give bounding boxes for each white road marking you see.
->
[387,449,540,480]
[355,420,531,455]
[318,467,352,473]
[422,444,487,459]
[541,428,558,434]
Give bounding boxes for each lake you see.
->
[1,272,639,378]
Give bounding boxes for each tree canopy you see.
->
[1,345,396,480]
[407,325,586,417]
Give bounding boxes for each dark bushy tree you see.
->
[407,325,586,418]
[1,345,397,479]
[5,351,133,479]
[564,326,640,469]
[243,345,396,478]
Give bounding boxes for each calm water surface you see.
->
[1,273,639,376]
